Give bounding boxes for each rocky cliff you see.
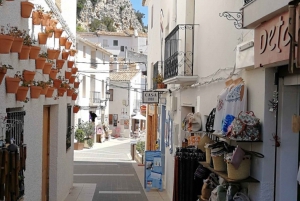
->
[77,0,145,32]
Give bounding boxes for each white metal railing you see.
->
[45,0,76,44]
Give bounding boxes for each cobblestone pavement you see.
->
[65,138,170,201]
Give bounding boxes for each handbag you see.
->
[206,108,216,132]
[233,192,250,201]
[227,111,261,141]
[188,112,202,131]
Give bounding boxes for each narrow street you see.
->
[65,138,169,201]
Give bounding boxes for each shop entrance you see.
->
[276,80,300,201]
[42,107,50,201]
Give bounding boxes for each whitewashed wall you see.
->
[0,0,76,200]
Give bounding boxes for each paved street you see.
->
[65,138,170,201]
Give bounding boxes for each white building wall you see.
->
[0,1,76,200]
[75,39,111,126]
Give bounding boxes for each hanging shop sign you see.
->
[142,91,159,103]
[254,11,291,68]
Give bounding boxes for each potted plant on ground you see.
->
[74,128,85,150]
[78,121,95,148]
[0,64,13,85]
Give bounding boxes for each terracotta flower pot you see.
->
[47,49,57,60]
[29,45,41,59]
[59,37,68,46]
[21,1,34,18]
[49,69,58,80]
[41,13,51,26]
[40,85,49,95]
[54,29,63,38]
[45,26,54,38]
[45,87,55,98]
[54,50,60,60]
[56,59,65,69]
[23,70,35,83]
[32,11,42,25]
[65,71,72,80]
[35,57,46,69]
[67,89,74,97]
[74,82,80,89]
[72,93,78,101]
[16,86,29,101]
[5,77,20,93]
[57,87,66,97]
[0,35,14,54]
[53,79,62,88]
[0,68,7,85]
[38,33,48,45]
[69,50,76,56]
[30,85,42,99]
[50,19,58,28]
[62,52,69,60]
[69,76,76,84]
[71,67,78,74]
[43,63,52,74]
[19,45,31,60]
[65,41,72,50]
[67,60,74,68]
[10,38,24,53]
[73,106,80,113]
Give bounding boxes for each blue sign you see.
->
[144,151,163,191]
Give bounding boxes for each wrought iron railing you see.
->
[90,91,101,104]
[244,0,255,6]
[164,24,195,80]
[5,111,25,146]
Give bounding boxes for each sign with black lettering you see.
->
[142,91,159,103]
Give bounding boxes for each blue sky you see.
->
[130,0,148,26]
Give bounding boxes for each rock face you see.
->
[78,0,144,32]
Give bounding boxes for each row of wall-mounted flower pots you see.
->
[5,75,79,101]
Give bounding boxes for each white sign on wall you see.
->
[142,91,159,103]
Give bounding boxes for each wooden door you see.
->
[42,107,50,201]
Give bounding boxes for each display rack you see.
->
[207,132,263,142]
[199,162,259,183]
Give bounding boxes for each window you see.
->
[91,51,96,68]
[120,46,125,52]
[82,76,86,98]
[109,89,113,101]
[103,39,108,47]
[102,80,104,99]
[90,74,95,92]
[83,46,86,58]
[113,40,118,46]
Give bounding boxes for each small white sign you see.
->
[142,91,159,103]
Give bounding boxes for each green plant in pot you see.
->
[74,128,85,150]
[78,121,95,148]
[153,73,166,89]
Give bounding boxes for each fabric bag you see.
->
[233,192,250,201]
[227,111,261,141]
[188,112,202,131]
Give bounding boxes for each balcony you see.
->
[244,0,255,6]
[164,24,198,85]
[90,91,101,105]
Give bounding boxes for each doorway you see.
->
[42,107,50,201]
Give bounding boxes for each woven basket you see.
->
[212,155,226,171]
[205,147,211,164]
[227,157,251,180]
